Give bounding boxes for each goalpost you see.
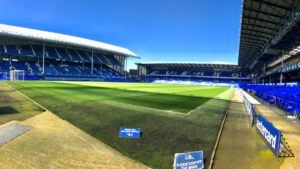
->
[10,70,25,82]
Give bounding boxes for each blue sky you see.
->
[0,0,242,70]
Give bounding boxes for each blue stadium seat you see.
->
[0,45,6,55]
[20,45,34,56]
[32,45,44,58]
[6,45,19,55]
[46,47,61,60]
[241,84,300,117]
[77,50,91,62]
[66,49,83,62]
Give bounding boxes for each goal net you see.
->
[10,70,25,82]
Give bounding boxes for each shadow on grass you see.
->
[0,106,20,115]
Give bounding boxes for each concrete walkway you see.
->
[255,104,300,169]
[0,123,31,145]
[244,91,300,169]
[213,89,281,169]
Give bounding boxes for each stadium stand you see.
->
[0,24,138,81]
[238,0,300,85]
[137,62,251,85]
[237,0,300,119]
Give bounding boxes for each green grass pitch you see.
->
[10,81,233,169]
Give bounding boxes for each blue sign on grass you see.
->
[119,128,141,138]
[256,114,281,157]
[173,151,204,169]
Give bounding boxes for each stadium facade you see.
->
[0,24,138,81]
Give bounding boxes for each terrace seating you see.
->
[75,51,85,61]
[55,48,70,60]
[77,51,91,62]
[1,43,122,71]
[26,62,40,75]
[102,55,111,64]
[32,45,44,57]
[241,85,300,117]
[149,71,159,75]
[6,45,19,55]
[44,64,59,75]
[66,49,83,62]
[0,45,5,55]
[203,72,213,77]
[107,56,120,65]
[11,62,28,71]
[219,72,232,77]
[20,45,34,56]
[45,46,60,59]
[181,71,188,76]
[0,61,10,72]
[0,58,124,81]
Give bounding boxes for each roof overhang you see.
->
[238,0,300,70]
[0,24,138,58]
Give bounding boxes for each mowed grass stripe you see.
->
[11,81,232,169]
[59,81,228,98]
[16,81,227,113]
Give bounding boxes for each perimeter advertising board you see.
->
[240,89,255,126]
[256,114,281,157]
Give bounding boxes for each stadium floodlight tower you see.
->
[10,70,25,82]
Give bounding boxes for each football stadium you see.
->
[1,0,300,169]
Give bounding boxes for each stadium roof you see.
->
[0,24,138,58]
[238,0,300,70]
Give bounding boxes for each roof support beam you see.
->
[241,33,270,40]
[242,23,275,32]
[252,0,291,11]
[240,48,261,52]
[241,36,268,43]
[240,38,268,44]
[240,45,263,50]
[240,43,261,49]
[243,34,271,41]
[248,2,300,69]
[244,16,281,26]
[272,5,300,44]
[242,27,273,36]
[243,8,284,19]
[242,39,265,46]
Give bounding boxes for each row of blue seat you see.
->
[0,61,124,80]
[0,45,120,65]
[144,77,244,84]
[242,85,300,117]
[148,70,250,78]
